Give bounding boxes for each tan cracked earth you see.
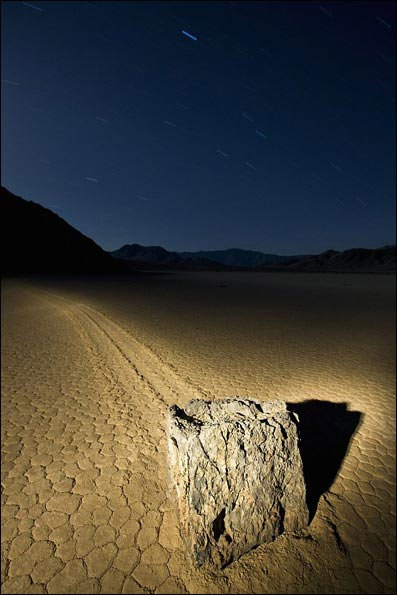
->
[1,273,396,594]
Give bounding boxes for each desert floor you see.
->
[1,272,395,594]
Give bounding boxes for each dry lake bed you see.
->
[1,272,395,594]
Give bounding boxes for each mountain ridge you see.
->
[1,186,394,275]
[110,243,396,273]
[179,248,304,268]
[110,244,304,269]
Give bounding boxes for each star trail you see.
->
[181,29,198,41]
[1,1,395,254]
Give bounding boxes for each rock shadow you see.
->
[287,400,362,523]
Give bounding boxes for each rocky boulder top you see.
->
[168,398,309,568]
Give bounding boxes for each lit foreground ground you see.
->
[1,272,396,594]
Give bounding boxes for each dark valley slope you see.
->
[1,186,125,275]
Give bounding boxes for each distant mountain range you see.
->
[110,243,396,273]
[110,244,303,269]
[284,247,396,273]
[1,186,124,275]
[1,186,395,275]
[179,248,304,268]
[109,243,221,270]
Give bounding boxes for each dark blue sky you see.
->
[1,1,395,254]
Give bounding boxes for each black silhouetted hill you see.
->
[1,186,126,276]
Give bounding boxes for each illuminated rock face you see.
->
[168,399,309,568]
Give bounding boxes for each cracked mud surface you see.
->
[2,273,396,594]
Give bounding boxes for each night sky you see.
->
[1,1,396,254]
